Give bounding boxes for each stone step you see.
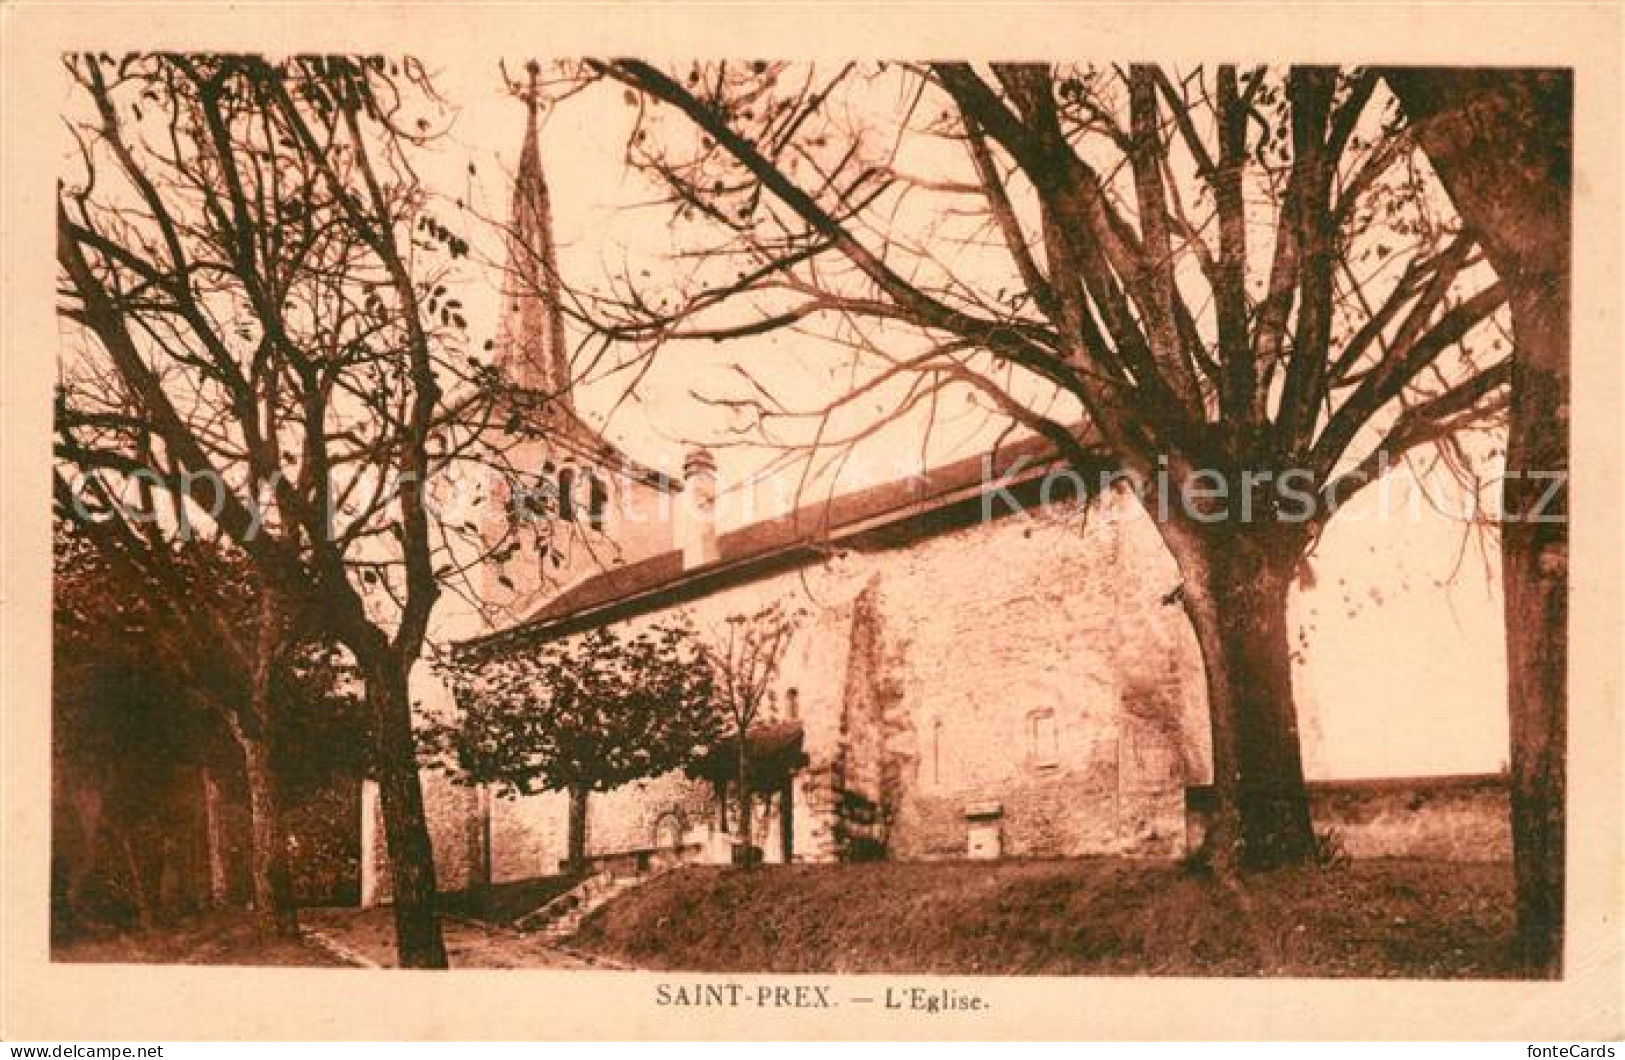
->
[516,870,652,936]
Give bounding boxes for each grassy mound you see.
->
[569,858,1518,978]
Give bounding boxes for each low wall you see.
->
[1185,774,1512,861]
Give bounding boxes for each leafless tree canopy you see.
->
[561,62,1507,516]
[544,61,1514,870]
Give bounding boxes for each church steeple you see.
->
[495,60,573,410]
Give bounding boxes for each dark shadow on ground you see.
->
[51,911,345,966]
[437,874,583,925]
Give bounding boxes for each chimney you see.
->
[680,447,720,569]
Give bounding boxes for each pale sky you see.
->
[412,59,1509,779]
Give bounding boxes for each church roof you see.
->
[494,66,680,493]
[495,76,572,406]
[456,426,1108,661]
[686,721,809,786]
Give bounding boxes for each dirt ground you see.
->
[51,902,602,970]
[52,911,346,967]
[299,907,602,969]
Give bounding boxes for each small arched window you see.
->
[557,466,576,521]
[588,474,608,531]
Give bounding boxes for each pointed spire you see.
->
[495,59,572,411]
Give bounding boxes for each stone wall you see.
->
[869,485,1204,860]
[1312,775,1512,860]
[381,474,1516,894]
[416,482,1214,881]
[1184,774,1512,860]
[487,785,566,882]
[363,770,482,905]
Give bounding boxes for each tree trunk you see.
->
[1503,280,1568,977]
[239,735,297,936]
[779,775,795,864]
[361,651,449,969]
[117,831,154,932]
[201,767,228,908]
[736,734,753,867]
[1382,69,1570,978]
[474,784,493,902]
[157,834,184,920]
[1164,521,1315,871]
[238,591,298,938]
[566,783,591,874]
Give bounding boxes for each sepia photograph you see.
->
[4,1,1621,1044]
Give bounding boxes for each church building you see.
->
[357,74,1510,905]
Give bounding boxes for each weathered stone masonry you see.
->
[410,470,1218,888]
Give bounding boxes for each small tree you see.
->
[435,621,718,873]
[697,604,803,863]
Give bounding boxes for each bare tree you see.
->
[569,62,1510,872]
[698,604,802,865]
[1384,69,1570,976]
[54,53,553,966]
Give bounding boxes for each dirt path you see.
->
[300,908,611,969]
[53,913,348,967]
